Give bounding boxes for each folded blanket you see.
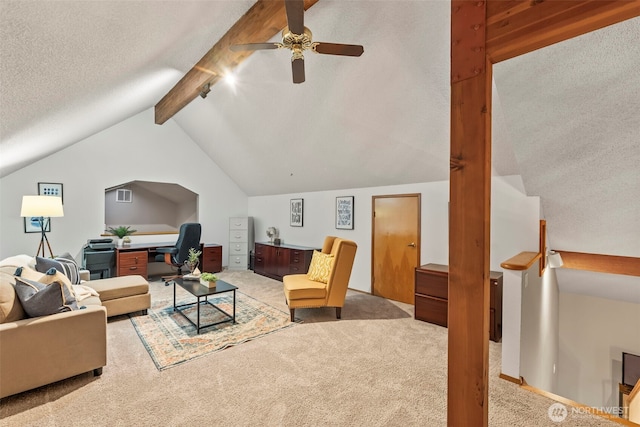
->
[72,284,100,302]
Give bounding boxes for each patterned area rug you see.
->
[130,289,296,370]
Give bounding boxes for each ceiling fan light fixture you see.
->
[282,26,313,46]
[227,2,363,84]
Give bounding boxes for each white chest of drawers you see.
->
[228,217,254,270]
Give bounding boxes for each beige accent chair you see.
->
[283,236,357,321]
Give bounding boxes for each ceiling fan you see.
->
[230,0,364,84]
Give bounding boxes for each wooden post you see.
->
[449,1,491,426]
[446,1,639,425]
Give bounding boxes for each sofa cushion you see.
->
[87,275,149,302]
[0,268,25,323]
[14,276,78,318]
[307,251,334,284]
[36,253,81,284]
[77,295,102,307]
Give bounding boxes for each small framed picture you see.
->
[336,196,354,230]
[290,198,303,227]
[24,217,50,233]
[38,182,63,204]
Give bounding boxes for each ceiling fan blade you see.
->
[285,0,304,34]
[230,43,280,52]
[292,57,305,84]
[314,42,364,57]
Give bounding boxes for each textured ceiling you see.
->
[172,0,457,195]
[1,0,520,188]
[493,17,640,259]
[492,18,640,303]
[1,1,638,300]
[0,0,254,175]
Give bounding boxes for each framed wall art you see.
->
[290,198,303,227]
[38,182,63,203]
[336,196,354,230]
[24,216,50,233]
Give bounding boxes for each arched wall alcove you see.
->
[104,180,198,234]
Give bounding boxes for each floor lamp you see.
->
[21,195,64,258]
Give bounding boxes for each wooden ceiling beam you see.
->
[486,0,640,63]
[554,250,640,276]
[154,0,320,125]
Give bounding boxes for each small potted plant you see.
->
[185,247,202,274]
[107,225,137,247]
[200,272,218,288]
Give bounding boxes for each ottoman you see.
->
[88,275,151,317]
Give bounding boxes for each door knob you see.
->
[408,242,416,247]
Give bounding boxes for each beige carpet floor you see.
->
[0,270,620,426]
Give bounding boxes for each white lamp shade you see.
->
[548,251,564,268]
[20,195,64,217]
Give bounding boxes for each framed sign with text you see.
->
[290,198,303,227]
[336,196,354,230]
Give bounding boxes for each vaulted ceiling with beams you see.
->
[1,1,638,300]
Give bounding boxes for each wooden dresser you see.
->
[415,263,503,342]
[254,242,317,282]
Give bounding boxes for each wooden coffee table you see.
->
[173,278,237,334]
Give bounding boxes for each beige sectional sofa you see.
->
[0,255,151,399]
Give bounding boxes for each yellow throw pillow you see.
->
[307,251,335,283]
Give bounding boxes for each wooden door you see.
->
[372,194,421,304]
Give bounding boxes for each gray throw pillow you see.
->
[35,252,81,284]
[14,276,78,318]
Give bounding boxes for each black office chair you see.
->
[155,223,202,284]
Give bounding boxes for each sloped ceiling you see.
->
[1,1,638,300]
[172,1,456,195]
[493,18,640,258]
[1,0,519,189]
[493,18,640,303]
[0,0,254,175]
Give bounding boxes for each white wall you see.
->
[248,175,539,295]
[520,264,560,393]
[249,175,538,381]
[104,181,198,232]
[250,180,448,294]
[0,108,248,264]
[502,269,524,379]
[557,292,640,408]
